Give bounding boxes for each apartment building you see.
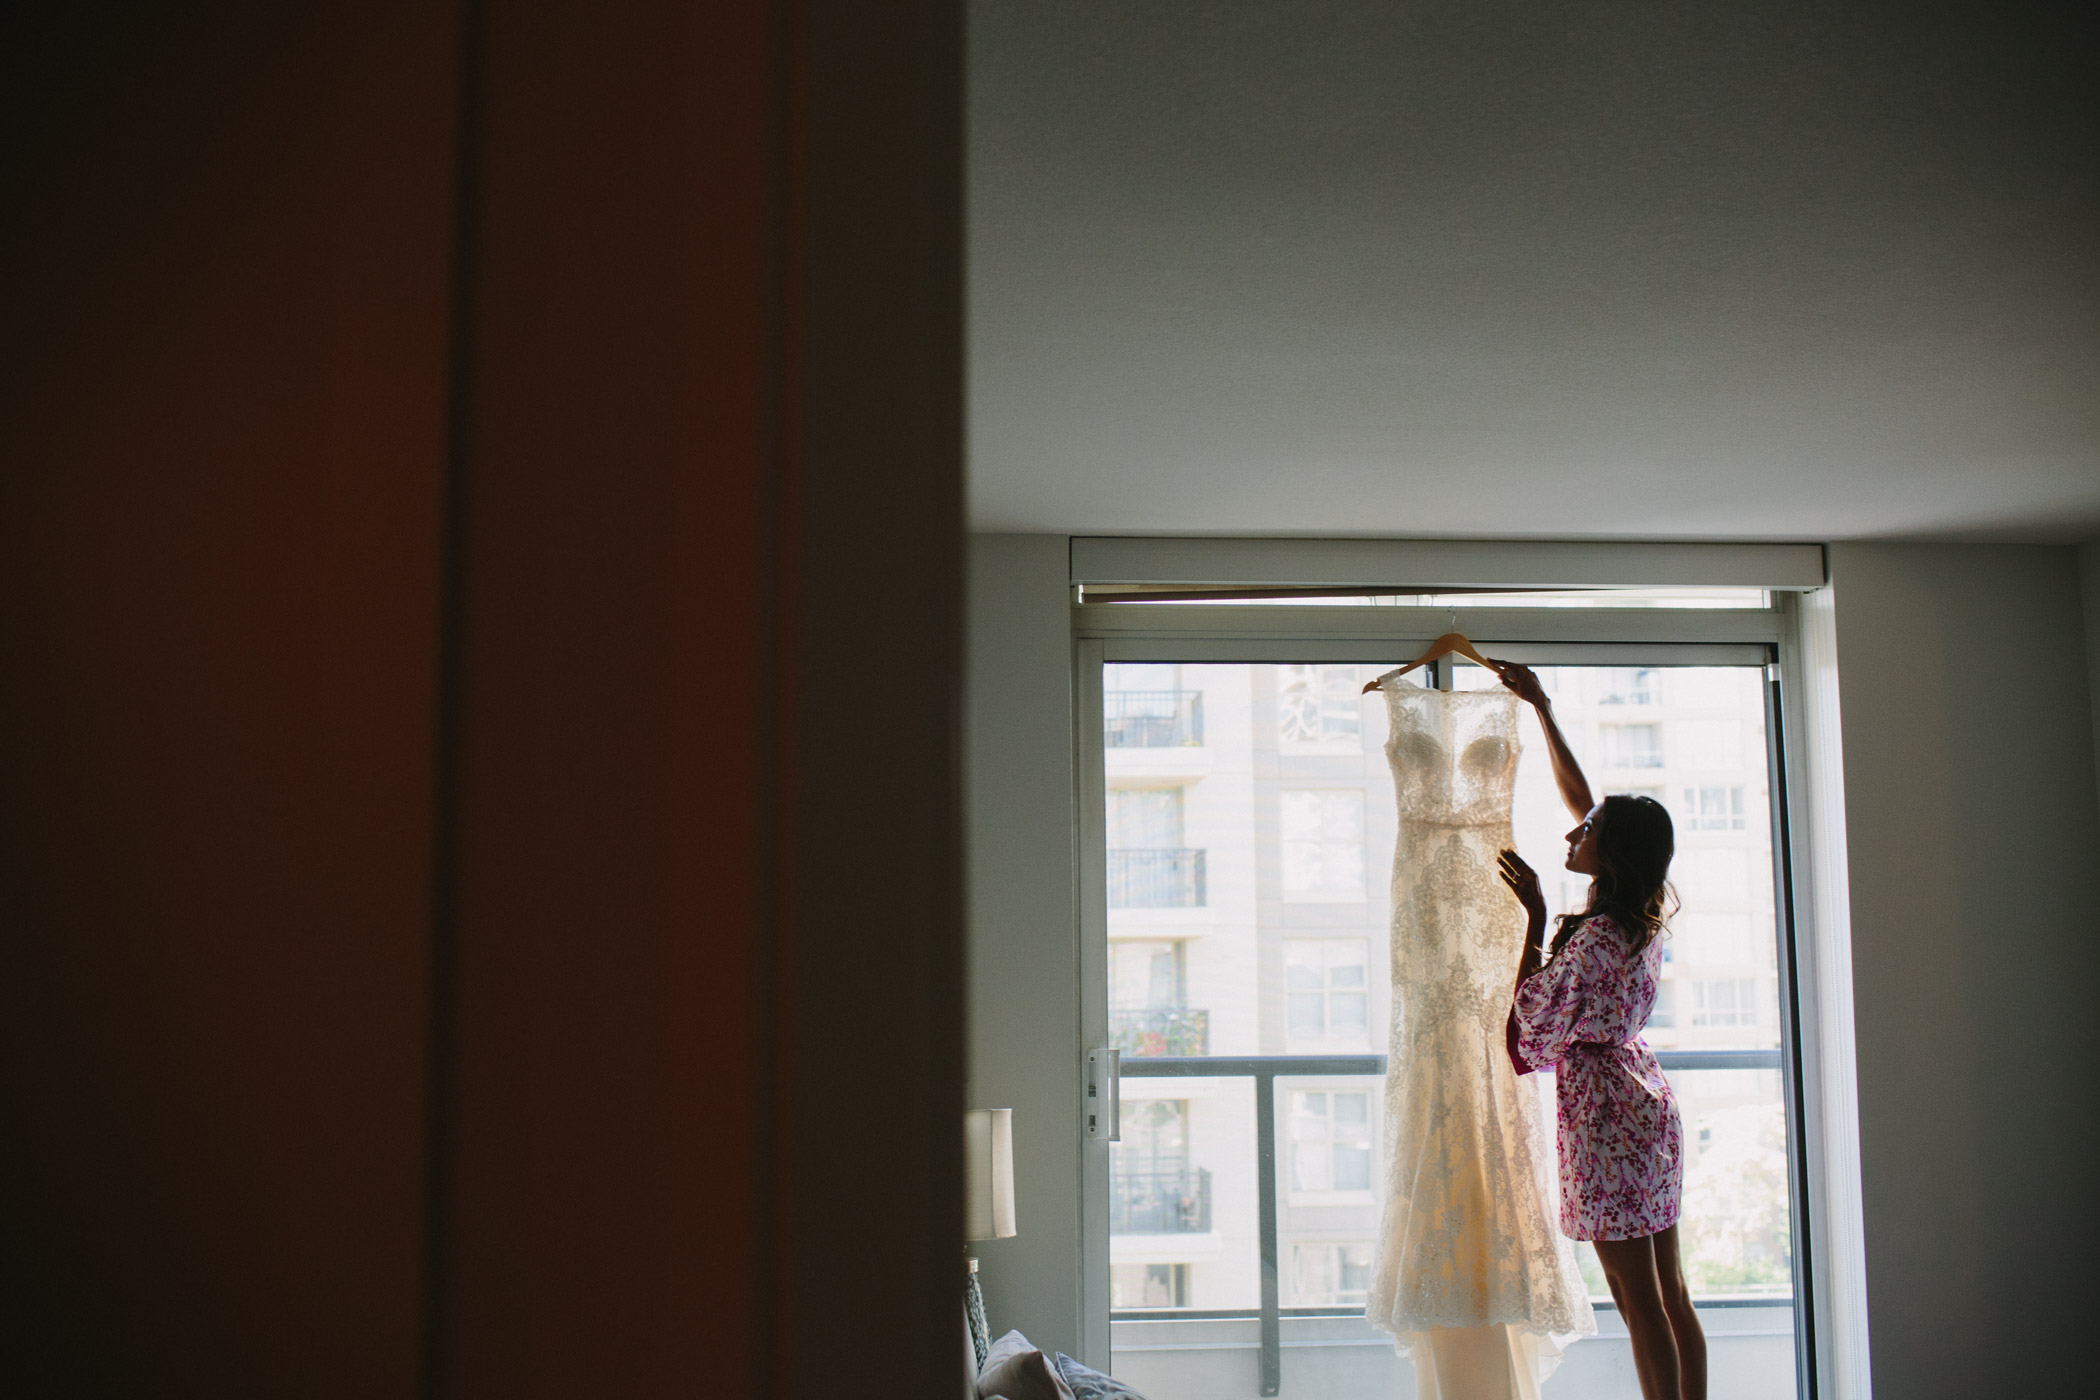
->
[1105,658,1789,1312]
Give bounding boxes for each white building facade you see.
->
[1105,660,1791,1316]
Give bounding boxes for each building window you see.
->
[1598,668,1660,705]
[1680,914,1752,964]
[1110,1263,1190,1309]
[1109,940,1208,1056]
[1683,785,1747,830]
[1602,723,1664,768]
[1120,1099,1189,1173]
[1676,719,1744,769]
[1106,663,1179,692]
[1110,939,1186,1010]
[1106,663,1202,748]
[1278,665,1363,749]
[1280,789,1365,902]
[1108,786,1204,907]
[1109,786,1185,847]
[1285,939,1369,1047]
[1678,847,1751,900]
[1691,978,1759,1027]
[1646,980,1677,1029]
[1288,1243,1372,1307]
[1111,1102,1211,1235]
[1288,1090,1373,1195]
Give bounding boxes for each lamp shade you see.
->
[964,1108,1017,1241]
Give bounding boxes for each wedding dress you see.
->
[1365,683,1593,1399]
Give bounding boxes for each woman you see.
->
[1492,662,1705,1400]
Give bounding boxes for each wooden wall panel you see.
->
[0,3,458,1394]
[0,1,962,1396]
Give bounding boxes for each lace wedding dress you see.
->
[1365,683,1593,1399]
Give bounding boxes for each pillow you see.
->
[1054,1353,1148,1400]
[976,1330,1076,1400]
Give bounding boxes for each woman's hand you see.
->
[1497,848,1547,924]
[1500,849,1551,987]
[1494,662,1549,710]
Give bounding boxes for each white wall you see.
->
[966,535,2100,1394]
[1827,542,2100,1397]
[966,534,1083,1357]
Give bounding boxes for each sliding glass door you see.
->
[1079,620,1811,1400]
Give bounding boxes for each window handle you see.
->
[1086,1047,1122,1141]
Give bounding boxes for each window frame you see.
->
[1282,937,1371,1051]
[1284,1084,1376,1202]
[1075,599,1836,1398]
[1286,1240,1376,1308]
[1277,788,1369,904]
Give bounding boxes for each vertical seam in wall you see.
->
[2080,543,2100,823]
[755,1,801,1394]
[419,0,485,1393]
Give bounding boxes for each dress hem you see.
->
[1560,1209,1683,1244]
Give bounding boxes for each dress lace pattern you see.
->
[1365,685,1594,1346]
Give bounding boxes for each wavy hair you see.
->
[1550,793,1678,958]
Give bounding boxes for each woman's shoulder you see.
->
[1573,912,1635,955]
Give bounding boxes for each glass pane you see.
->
[1287,992,1325,1032]
[1333,1145,1371,1191]
[1109,788,1186,848]
[1330,992,1367,1032]
[1109,1077,1251,1306]
[1109,662,1799,1399]
[1147,949,1182,1004]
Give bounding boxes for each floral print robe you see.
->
[1507,914,1684,1241]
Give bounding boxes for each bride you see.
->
[1495,662,1707,1400]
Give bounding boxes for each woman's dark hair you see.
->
[1551,794,1678,957]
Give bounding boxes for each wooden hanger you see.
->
[1361,632,1506,693]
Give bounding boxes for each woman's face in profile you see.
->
[1563,804,1605,875]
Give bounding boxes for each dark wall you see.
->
[0,2,962,1396]
[0,4,456,1393]
[437,2,965,1396]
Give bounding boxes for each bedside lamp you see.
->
[964,1108,1016,1371]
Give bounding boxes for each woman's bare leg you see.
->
[1594,1234,1682,1400]
[1651,1226,1706,1400]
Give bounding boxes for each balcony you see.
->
[1111,1007,1210,1058]
[1106,690,1205,748]
[1111,1166,1214,1235]
[1109,848,1207,908]
[1115,1049,1790,1396]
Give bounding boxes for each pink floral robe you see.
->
[1507,913,1683,1241]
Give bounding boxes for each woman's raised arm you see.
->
[1495,663,1594,822]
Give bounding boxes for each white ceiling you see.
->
[967,2,2100,541]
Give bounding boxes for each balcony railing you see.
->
[1111,1006,1210,1057]
[1109,848,1206,908]
[1118,1048,1785,1397]
[1111,1166,1214,1235]
[1105,690,1205,748]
